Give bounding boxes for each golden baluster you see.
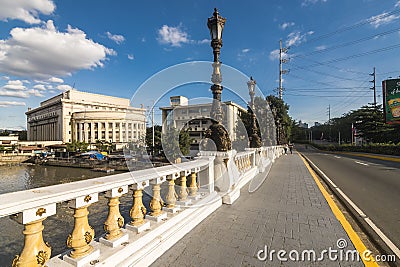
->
[178,172,188,201]
[104,197,124,240]
[67,205,95,258]
[103,186,127,242]
[165,177,177,209]
[149,184,163,216]
[129,189,146,226]
[12,218,51,267]
[65,194,98,260]
[188,172,198,197]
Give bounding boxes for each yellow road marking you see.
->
[299,153,380,267]
[336,152,400,163]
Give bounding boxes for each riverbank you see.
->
[0,154,30,165]
[41,157,169,171]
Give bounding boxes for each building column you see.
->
[119,122,123,143]
[84,123,89,143]
[90,122,95,143]
[98,122,102,142]
[112,122,116,143]
[125,123,129,142]
[131,123,135,141]
[105,122,109,142]
[79,123,82,143]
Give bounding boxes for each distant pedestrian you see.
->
[289,144,293,154]
[284,144,288,154]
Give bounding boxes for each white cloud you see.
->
[0,0,55,24]
[396,1,400,8]
[33,84,46,90]
[197,38,210,44]
[27,89,44,97]
[157,24,189,47]
[0,101,26,107]
[2,80,26,90]
[269,49,281,60]
[242,48,250,53]
[315,45,327,51]
[106,31,125,44]
[280,22,295,30]
[301,0,327,7]
[0,20,115,78]
[127,54,134,60]
[56,84,73,91]
[369,12,400,28]
[0,79,46,98]
[0,90,28,98]
[48,77,64,83]
[286,31,314,47]
[141,37,146,42]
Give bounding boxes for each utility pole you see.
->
[370,67,376,107]
[327,105,331,141]
[152,100,155,156]
[278,40,289,99]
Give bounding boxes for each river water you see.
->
[0,164,143,266]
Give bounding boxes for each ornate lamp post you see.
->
[204,8,231,151]
[247,77,261,148]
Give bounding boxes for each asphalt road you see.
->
[296,145,400,254]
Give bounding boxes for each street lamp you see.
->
[203,8,231,151]
[247,76,261,148]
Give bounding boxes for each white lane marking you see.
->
[355,161,369,166]
[303,154,400,259]
[364,218,400,259]
[334,156,341,159]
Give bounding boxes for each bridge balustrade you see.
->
[0,146,284,266]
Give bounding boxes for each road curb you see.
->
[300,152,399,267]
[334,152,400,163]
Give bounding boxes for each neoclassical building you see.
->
[26,89,146,144]
[160,96,246,153]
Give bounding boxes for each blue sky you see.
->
[1,0,400,129]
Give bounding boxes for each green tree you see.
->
[0,131,9,136]
[161,126,191,162]
[233,96,276,150]
[146,125,162,155]
[66,141,88,152]
[179,129,191,156]
[18,130,27,140]
[267,95,291,145]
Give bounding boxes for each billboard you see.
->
[382,78,400,124]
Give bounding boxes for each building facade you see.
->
[160,96,246,153]
[26,89,146,144]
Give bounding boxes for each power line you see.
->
[296,43,400,68]
[292,26,400,58]
[286,86,371,90]
[288,62,366,82]
[299,8,400,45]
[290,55,369,76]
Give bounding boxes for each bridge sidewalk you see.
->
[152,152,364,267]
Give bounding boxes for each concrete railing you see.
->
[0,146,284,267]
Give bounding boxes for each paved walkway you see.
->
[152,153,364,267]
